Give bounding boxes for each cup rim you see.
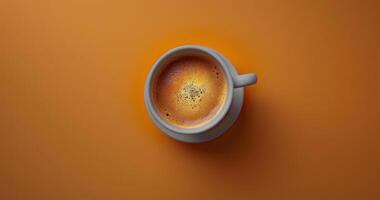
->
[145,45,234,134]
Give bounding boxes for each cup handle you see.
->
[233,73,257,88]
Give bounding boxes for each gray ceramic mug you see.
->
[145,45,257,143]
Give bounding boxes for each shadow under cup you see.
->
[146,47,234,135]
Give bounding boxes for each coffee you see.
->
[152,56,227,128]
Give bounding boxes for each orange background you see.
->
[1,0,379,199]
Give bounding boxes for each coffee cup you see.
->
[145,45,257,143]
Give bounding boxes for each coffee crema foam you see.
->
[152,56,228,128]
